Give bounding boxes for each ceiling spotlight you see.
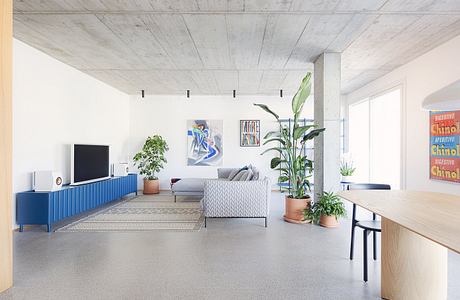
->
[233,90,236,98]
[186,90,190,98]
[141,90,145,98]
[280,89,283,98]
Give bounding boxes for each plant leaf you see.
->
[302,128,326,143]
[278,176,289,183]
[293,125,316,140]
[270,157,283,169]
[260,147,283,155]
[291,73,312,119]
[263,131,281,139]
[263,138,286,146]
[254,103,279,120]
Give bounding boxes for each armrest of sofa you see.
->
[203,178,270,217]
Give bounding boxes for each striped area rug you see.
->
[57,194,204,232]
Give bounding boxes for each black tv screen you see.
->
[72,144,109,184]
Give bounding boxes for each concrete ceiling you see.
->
[13,0,460,95]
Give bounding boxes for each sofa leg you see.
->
[174,195,176,202]
[204,217,207,228]
[264,217,267,228]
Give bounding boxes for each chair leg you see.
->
[204,217,207,228]
[373,231,377,260]
[264,217,267,228]
[363,229,368,282]
[174,195,176,202]
[350,222,356,260]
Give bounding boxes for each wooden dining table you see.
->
[338,190,460,300]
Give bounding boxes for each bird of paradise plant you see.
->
[254,73,325,200]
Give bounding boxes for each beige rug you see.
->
[57,194,204,232]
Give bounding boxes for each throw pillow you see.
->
[231,170,246,181]
[227,169,240,181]
[228,165,248,180]
[250,165,260,180]
[231,169,249,181]
[243,169,254,181]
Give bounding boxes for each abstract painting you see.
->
[187,120,223,166]
[240,120,260,147]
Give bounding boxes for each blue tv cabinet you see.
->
[17,174,138,232]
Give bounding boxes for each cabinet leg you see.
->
[47,224,51,232]
[19,225,24,232]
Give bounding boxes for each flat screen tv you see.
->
[70,144,110,185]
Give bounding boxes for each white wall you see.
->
[346,34,460,195]
[128,94,314,190]
[13,39,130,227]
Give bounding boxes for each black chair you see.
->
[348,183,391,282]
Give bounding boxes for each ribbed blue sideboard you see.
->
[17,174,138,232]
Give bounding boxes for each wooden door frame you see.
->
[0,0,13,293]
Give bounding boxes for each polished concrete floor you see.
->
[1,192,459,300]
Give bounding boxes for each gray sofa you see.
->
[170,168,241,201]
[171,167,270,227]
[204,168,270,227]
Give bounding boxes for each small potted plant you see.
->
[340,159,355,182]
[304,192,346,228]
[133,135,169,194]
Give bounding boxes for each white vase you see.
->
[342,175,353,182]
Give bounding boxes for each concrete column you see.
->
[314,53,341,200]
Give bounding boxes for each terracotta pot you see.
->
[284,196,311,224]
[319,215,339,228]
[143,179,159,194]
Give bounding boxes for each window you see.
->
[348,88,401,189]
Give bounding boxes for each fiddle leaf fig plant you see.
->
[254,73,325,199]
[133,135,169,180]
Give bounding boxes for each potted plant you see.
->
[254,73,325,223]
[304,192,347,228]
[133,135,169,194]
[340,159,355,182]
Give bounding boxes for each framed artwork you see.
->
[240,120,260,147]
[429,110,460,183]
[187,120,223,166]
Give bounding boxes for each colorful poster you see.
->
[430,111,460,183]
[187,120,223,166]
[240,120,260,147]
